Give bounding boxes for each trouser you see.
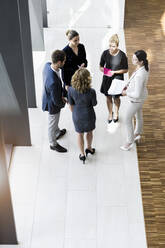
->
[48,112,61,146]
[124,101,144,143]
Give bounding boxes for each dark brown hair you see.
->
[66,30,79,40]
[51,50,66,64]
[135,50,149,71]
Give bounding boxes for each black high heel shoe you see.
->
[79,154,86,164]
[113,117,119,123]
[108,119,112,124]
[85,148,95,157]
[108,112,113,124]
[113,112,119,123]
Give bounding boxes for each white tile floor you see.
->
[2,1,147,248]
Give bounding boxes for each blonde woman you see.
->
[100,34,128,123]
[68,68,97,164]
[62,30,87,90]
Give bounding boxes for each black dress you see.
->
[62,43,88,86]
[100,49,128,96]
[68,87,97,133]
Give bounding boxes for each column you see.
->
[41,0,48,28]
[0,123,18,244]
[0,0,31,146]
[28,0,45,51]
[18,0,37,108]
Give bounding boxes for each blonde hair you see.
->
[109,34,119,46]
[66,30,79,40]
[71,68,91,93]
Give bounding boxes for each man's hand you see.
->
[62,97,68,104]
[65,85,69,91]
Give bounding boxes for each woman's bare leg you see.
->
[86,131,93,151]
[106,96,113,120]
[78,133,85,155]
[114,97,120,119]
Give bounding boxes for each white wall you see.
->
[47,0,125,29]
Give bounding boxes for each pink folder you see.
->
[104,68,112,77]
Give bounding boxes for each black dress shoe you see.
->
[50,143,67,152]
[56,129,66,140]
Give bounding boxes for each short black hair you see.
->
[51,50,66,64]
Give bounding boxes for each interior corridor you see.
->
[1,1,148,247]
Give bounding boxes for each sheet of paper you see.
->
[108,78,127,95]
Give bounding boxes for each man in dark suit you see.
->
[42,50,67,152]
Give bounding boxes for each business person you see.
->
[68,68,97,164]
[42,50,67,152]
[121,50,149,151]
[62,30,88,89]
[100,34,128,123]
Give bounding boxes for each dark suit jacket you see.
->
[42,62,65,114]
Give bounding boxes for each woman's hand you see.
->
[78,63,85,68]
[69,104,73,112]
[122,90,127,96]
[81,63,85,67]
[111,70,115,76]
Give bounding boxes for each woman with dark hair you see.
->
[68,68,97,164]
[62,30,88,90]
[120,50,149,151]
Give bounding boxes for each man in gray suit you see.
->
[42,50,67,152]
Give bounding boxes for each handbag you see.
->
[108,78,127,95]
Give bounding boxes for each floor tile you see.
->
[31,221,65,248]
[67,161,97,191]
[97,164,126,205]
[64,238,96,248]
[65,191,96,239]
[97,206,129,248]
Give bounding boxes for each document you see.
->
[104,67,112,77]
[108,78,127,95]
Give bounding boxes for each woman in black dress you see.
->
[62,30,88,90]
[100,34,128,123]
[68,68,97,164]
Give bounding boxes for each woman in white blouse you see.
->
[121,50,149,150]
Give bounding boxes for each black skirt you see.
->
[100,75,122,98]
[100,75,113,96]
